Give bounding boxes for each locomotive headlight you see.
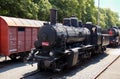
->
[49,51,54,56]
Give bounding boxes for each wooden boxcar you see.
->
[0,16,44,60]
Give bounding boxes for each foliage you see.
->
[49,0,79,22]
[98,8,120,28]
[0,0,120,28]
[0,0,38,19]
[37,0,52,21]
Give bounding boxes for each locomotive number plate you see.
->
[42,42,49,46]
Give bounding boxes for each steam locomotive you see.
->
[108,26,120,47]
[28,9,111,71]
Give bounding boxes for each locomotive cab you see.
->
[84,22,102,46]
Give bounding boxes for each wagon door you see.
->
[25,28,32,51]
[9,27,17,53]
[32,28,38,48]
[17,27,25,52]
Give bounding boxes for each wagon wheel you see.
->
[9,54,17,60]
[19,52,30,62]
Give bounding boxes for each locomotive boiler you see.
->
[29,9,109,71]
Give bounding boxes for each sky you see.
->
[95,0,120,19]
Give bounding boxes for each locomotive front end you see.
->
[108,26,120,47]
[35,24,57,49]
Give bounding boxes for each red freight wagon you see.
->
[0,16,44,60]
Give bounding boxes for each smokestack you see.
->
[50,9,57,25]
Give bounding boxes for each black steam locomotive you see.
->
[29,9,110,71]
[108,26,120,47]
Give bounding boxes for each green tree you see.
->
[98,8,120,28]
[49,0,79,22]
[0,0,38,19]
[18,0,39,19]
[0,0,120,28]
[37,0,52,21]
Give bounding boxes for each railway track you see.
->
[94,55,120,79]
[0,60,13,68]
[0,63,10,68]
[0,59,24,69]
[20,70,39,79]
[0,57,13,68]
[20,70,63,79]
